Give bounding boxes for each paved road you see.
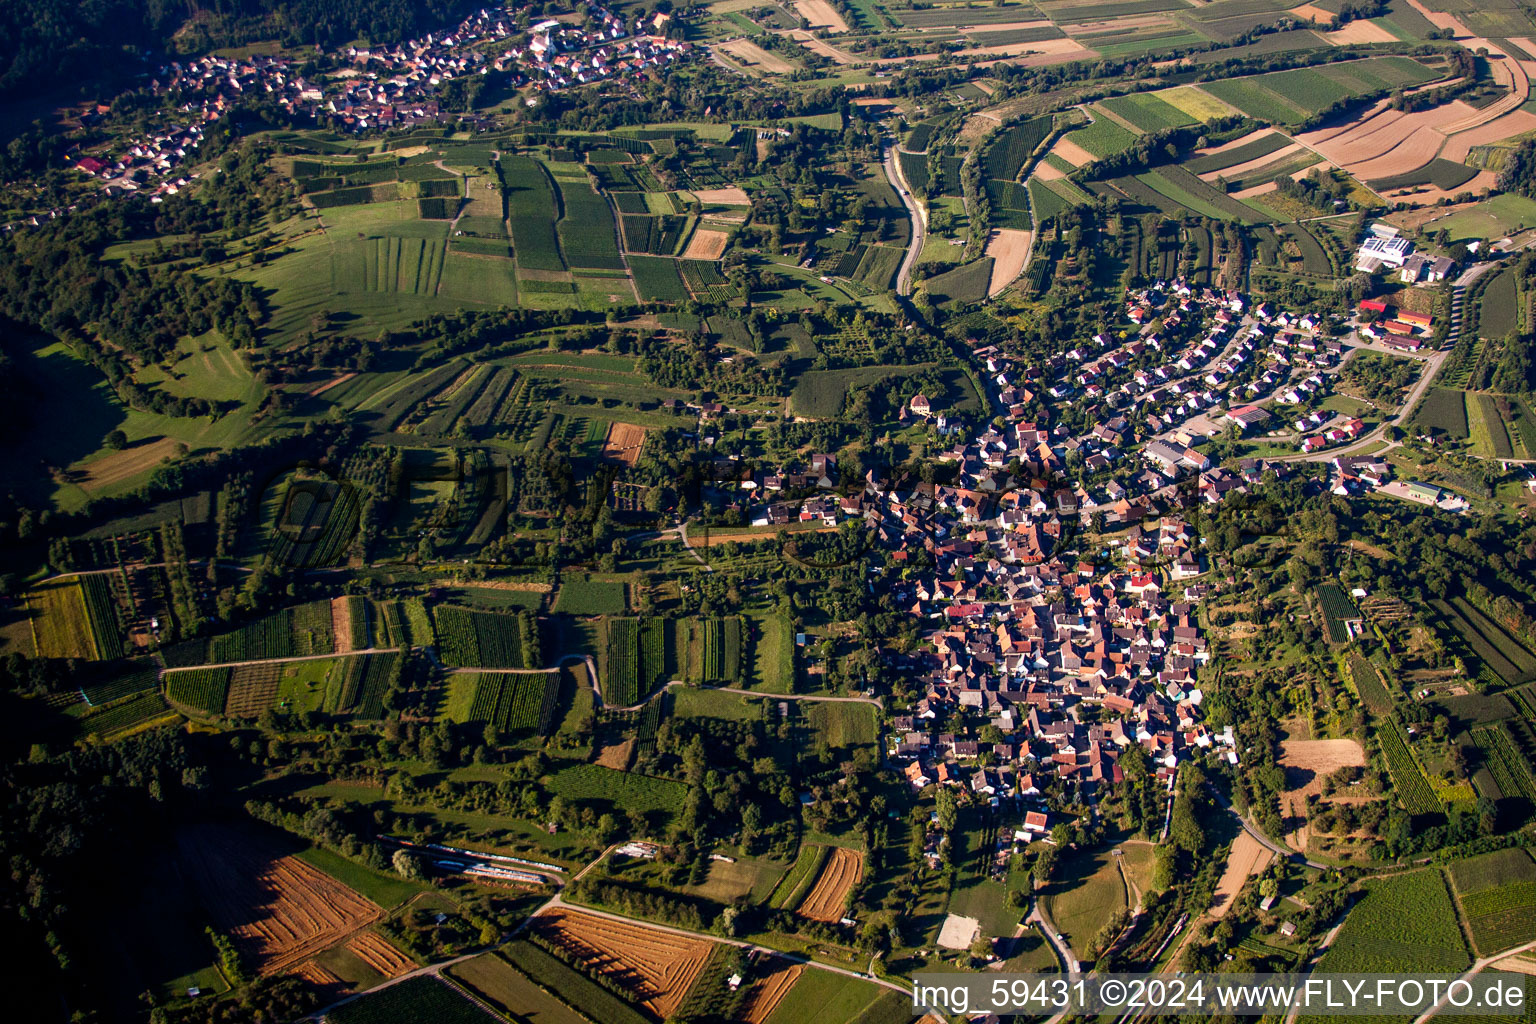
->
[1210,786,1329,870]
[883,141,925,297]
[1277,343,1450,463]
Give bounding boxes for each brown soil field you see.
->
[601,422,647,466]
[794,0,849,32]
[1377,170,1497,204]
[692,186,752,206]
[966,39,1097,64]
[1062,13,1175,34]
[226,663,281,716]
[1287,2,1334,19]
[961,20,1056,34]
[1051,138,1097,167]
[681,228,729,260]
[1441,109,1536,161]
[791,31,856,64]
[1403,0,1466,35]
[798,846,864,922]
[718,39,796,75]
[985,228,1032,297]
[73,436,181,494]
[1323,21,1398,44]
[307,372,357,397]
[1191,129,1284,162]
[1348,124,1456,179]
[1279,738,1366,850]
[331,597,354,655]
[1440,49,1528,134]
[1033,160,1066,180]
[347,932,415,978]
[534,908,714,1020]
[1210,832,1272,919]
[178,825,381,975]
[594,737,635,769]
[292,959,344,991]
[1199,143,1305,183]
[742,962,804,1024]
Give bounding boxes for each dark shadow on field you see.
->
[0,337,127,505]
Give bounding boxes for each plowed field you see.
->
[348,931,415,978]
[742,962,803,1023]
[177,826,381,975]
[533,908,713,1019]
[797,846,863,922]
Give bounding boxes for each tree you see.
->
[104,429,128,450]
[392,849,424,880]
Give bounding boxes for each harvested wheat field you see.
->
[331,597,354,655]
[682,228,729,260]
[742,962,804,1023]
[1032,160,1065,180]
[1323,20,1398,44]
[178,826,381,975]
[292,959,344,991]
[1210,832,1272,919]
[794,0,848,32]
[692,186,751,206]
[798,846,864,922]
[347,931,415,978]
[534,908,714,1020]
[601,422,647,466]
[1050,138,1097,167]
[985,229,1032,297]
[970,39,1096,65]
[718,39,795,75]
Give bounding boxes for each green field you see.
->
[1312,870,1468,975]
[761,963,911,1024]
[1068,117,1139,158]
[546,763,688,818]
[1447,848,1536,954]
[1098,93,1197,132]
[552,578,626,615]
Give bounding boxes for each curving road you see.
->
[883,140,925,297]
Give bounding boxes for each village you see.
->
[67,4,691,200]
